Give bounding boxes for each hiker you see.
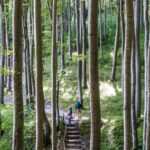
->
[75,100,81,118]
[67,105,73,124]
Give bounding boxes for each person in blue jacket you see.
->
[75,100,81,118]
[67,105,72,124]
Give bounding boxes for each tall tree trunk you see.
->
[111,0,120,81]
[0,1,6,104]
[120,0,125,54]
[34,0,44,149]
[143,0,149,149]
[68,0,72,59]
[82,0,87,89]
[22,16,29,106]
[89,0,101,149]
[56,80,60,128]
[140,0,144,28]
[43,110,51,147]
[51,0,57,149]
[12,0,24,149]
[131,22,138,150]
[146,39,150,150]
[120,0,125,95]
[76,0,83,107]
[104,0,107,38]
[99,0,102,53]
[28,6,35,100]
[123,0,133,149]
[5,0,11,92]
[60,14,65,70]
[23,9,34,108]
[134,0,141,119]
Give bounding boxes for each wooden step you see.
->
[67,131,80,135]
[65,148,81,150]
[65,143,81,149]
[65,139,81,144]
[66,134,80,139]
[67,127,78,131]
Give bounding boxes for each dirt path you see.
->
[4,95,89,122]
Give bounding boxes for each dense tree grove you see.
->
[0,0,150,149]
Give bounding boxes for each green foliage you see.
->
[79,120,90,136]
[0,105,36,150]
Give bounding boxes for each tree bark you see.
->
[0,1,6,104]
[60,14,65,70]
[89,0,101,149]
[51,0,57,149]
[34,0,44,149]
[99,0,102,53]
[81,0,87,89]
[5,0,12,92]
[76,0,83,107]
[123,0,133,149]
[120,0,125,95]
[111,0,120,81]
[134,0,141,119]
[12,0,24,149]
[68,0,72,59]
[146,37,150,150]
[104,0,107,38]
[131,21,138,150]
[56,80,60,128]
[143,0,149,149]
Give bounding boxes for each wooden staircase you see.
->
[65,124,82,150]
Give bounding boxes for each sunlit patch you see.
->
[61,92,73,100]
[110,52,114,58]
[100,81,116,98]
[43,86,50,92]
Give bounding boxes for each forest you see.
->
[0,0,150,150]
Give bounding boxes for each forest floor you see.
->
[4,94,89,121]
[4,94,91,149]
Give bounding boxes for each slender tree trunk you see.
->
[51,0,57,149]
[120,0,125,54]
[22,17,29,106]
[60,14,65,70]
[104,0,107,38]
[5,0,11,92]
[23,9,34,108]
[24,47,29,106]
[89,0,101,149]
[134,0,141,119]
[34,0,44,149]
[43,110,51,147]
[143,0,149,149]
[120,0,125,95]
[68,0,72,59]
[140,0,144,28]
[56,80,60,128]
[28,6,35,101]
[131,22,138,150]
[111,0,120,81]
[0,1,6,104]
[123,0,133,149]
[4,0,8,88]
[76,0,83,107]
[82,0,87,89]
[146,39,150,150]
[12,0,24,149]
[99,0,102,53]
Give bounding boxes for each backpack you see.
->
[68,108,72,115]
